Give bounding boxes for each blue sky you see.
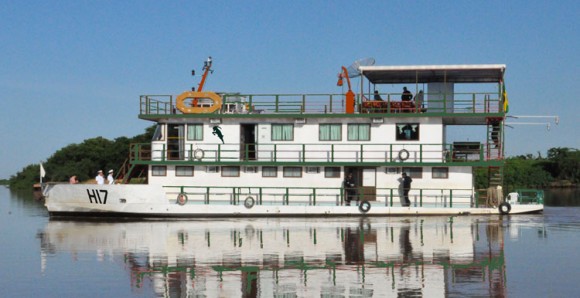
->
[1,0,578,179]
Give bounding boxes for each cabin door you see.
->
[167,124,184,160]
[345,167,377,201]
[240,124,257,160]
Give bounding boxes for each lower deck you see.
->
[44,184,543,218]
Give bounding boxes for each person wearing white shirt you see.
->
[107,169,115,185]
[95,170,105,185]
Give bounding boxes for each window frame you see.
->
[262,166,278,178]
[283,166,303,178]
[396,123,420,141]
[271,124,294,141]
[152,166,167,176]
[347,123,371,141]
[319,124,342,141]
[175,166,194,177]
[402,167,423,179]
[186,124,204,141]
[221,166,240,177]
[324,167,341,178]
[432,167,449,179]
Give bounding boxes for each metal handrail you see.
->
[139,92,503,115]
[130,142,499,163]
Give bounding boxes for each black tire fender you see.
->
[398,149,410,161]
[359,200,371,213]
[244,196,255,209]
[498,202,511,215]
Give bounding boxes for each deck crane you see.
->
[337,58,375,114]
[337,66,356,114]
[191,56,213,107]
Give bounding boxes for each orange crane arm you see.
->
[197,59,212,92]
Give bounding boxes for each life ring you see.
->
[176,91,222,114]
[177,193,188,205]
[498,202,511,215]
[398,149,410,161]
[244,196,255,209]
[193,148,205,160]
[359,201,371,213]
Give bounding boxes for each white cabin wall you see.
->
[148,118,472,193]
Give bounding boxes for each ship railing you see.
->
[139,92,502,115]
[164,186,474,208]
[132,142,494,163]
[140,95,174,115]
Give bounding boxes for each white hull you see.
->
[45,184,543,217]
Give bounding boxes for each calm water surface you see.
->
[1,187,578,297]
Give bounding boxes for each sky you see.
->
[1,0,578,179]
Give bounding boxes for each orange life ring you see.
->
[176,91,222,114]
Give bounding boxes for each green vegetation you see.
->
[475,147,579,192]
[8,125,155,189]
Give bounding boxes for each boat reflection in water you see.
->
[38,217,508,297]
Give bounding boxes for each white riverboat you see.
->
[43,58,544,217]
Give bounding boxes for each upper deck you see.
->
[139,64,507,125]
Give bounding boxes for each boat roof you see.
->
[359,64,506,84]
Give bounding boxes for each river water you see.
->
[1,187,578,297]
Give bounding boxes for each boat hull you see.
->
[44,184,543,218]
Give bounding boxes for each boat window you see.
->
[187,124,203,141]
[319,124,342,141]
[271,124,294,141]
[262,166,278,177]
[324,167,341,178]
[176,166,194,177]
[347,124,370,141]
[206,166,220,173]
[152,125,164,141]
[432,167,449,179]
[221,166,240,177]
[402,167,423,179]
[151,166,167,176]
[396,123,420,141]
[283,167,302,178]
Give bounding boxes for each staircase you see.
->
[486,117,504,160]
[116,158,147,184]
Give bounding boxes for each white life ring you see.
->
[177,193,188,205]
[398,149,410,161]
[359,201,371,213]
[193,148,205,160]
[244,196,255,209]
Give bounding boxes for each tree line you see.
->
[475,147,579,191]
[5,125,579,191]
[7,126,155,189]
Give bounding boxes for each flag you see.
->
[502,83,509,113]
[40,163,46,178]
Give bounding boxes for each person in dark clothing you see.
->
[401,172,412,207]
[373,90,383,101]
[401,87,413,101]
[343,172,357,206]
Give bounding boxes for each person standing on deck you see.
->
[95,170,105,185]
[343,172,357,206]
[107,169,115,185]
[401,172,412,207]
